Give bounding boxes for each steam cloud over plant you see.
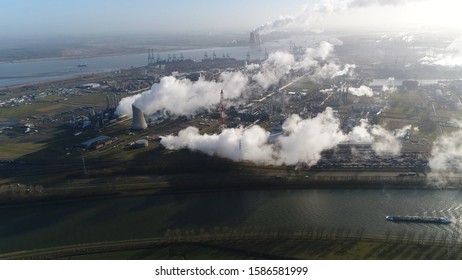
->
[116,71,248,116]
[251,40,355,89]
[252,0,426,35]
[117,40,354,116]
[348,86,374,97]
[161,108,407,166]
[428,123,462,186]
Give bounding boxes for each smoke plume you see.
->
[419,37,462,67]
[116,71,248,116]
[117,39,353,116]
[369,125,403,156]
[253,0,425,35]
[252,51,295,89]
[348,0,422,8]
[310,62,355,82]
[428,123,462,186]
[419,54,462,67]
[349,86,374,97]
[251,41,355,88]
[382,84,397,93]
[161,108,406,166]
[161,125,275,164]
[347,119,408,156]
[275,108,346,165]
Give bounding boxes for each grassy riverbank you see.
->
[1,229,460,260]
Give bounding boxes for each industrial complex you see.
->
[2,28,462,263]
[1,31,462,202]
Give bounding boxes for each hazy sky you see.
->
[1,0,461,38]
[1,0,312,37]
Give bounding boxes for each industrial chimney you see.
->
[249,31,262,46]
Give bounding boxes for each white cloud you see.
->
[161,108,406,166]
[428,122,462,186]
[116,71,248,116]
[349,86,374,97]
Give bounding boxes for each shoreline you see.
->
[0,44,209,65]
[0,70,120,91]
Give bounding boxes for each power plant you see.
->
[131,104,148,130]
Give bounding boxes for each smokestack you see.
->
[112,94,117,109]
[249,31,261,46]
[106,95,110,112]
[131,105,147,130]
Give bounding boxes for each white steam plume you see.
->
[349,85,374,97]
[253,0,425,35]
[161,108,406,166]
[117,41,352,116]
[311,62,355,81]
[382,84,397,93]
[295,41,335,69]
[428,122,462,186]
[328,38,344,46]
[161,125,275,164]
[419,54,462,67]
[245,63,261,72]
[369,125,402,156]
[347,119,407,156]
[348,0,422,8]
[275,108,346,165]
[116,71,248,116]
[252,51,295,89]
[419,37,462,67]
[295,41,355,81]
[252,41,355,88]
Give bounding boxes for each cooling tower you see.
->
[131,105,147,130]
[249,31,262,45]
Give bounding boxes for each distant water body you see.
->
[0,48,251,88]
[0,34,332,88]
[0,188,460,254]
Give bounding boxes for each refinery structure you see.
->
[2,14,462,262]
[2,31,462,186]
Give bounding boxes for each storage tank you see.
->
[134,139,149,148]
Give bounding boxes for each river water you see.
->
[0,188,460,254]
[0,46,272,88]
[0,34,334,88]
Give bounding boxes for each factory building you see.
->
[80,135,114,150]
[131,105,147,130]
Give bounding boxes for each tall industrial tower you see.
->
[148,49,155,65]
[219,90,227,131]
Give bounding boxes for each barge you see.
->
[386,215,451,224]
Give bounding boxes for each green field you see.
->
[2,232,460,260]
